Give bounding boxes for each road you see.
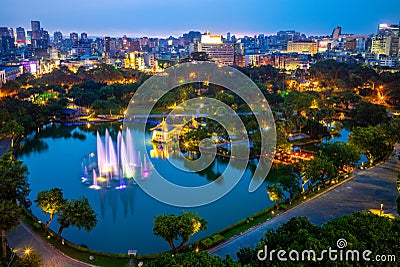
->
[211,144,400,259]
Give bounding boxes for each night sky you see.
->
[1,0,399,37]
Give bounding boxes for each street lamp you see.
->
[23,247,32,255]
[380,203,383,216]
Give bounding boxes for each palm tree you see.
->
[0,200,21,259]
[266,184,284,209]
[56,197,97,240]
[34,188,66,235]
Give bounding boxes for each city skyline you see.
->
[1,0,400,37]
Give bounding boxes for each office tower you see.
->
[54,31,63,44]
[196,31,234,65]
[227,32,231,42]
[31,21,40,32]
[0,27,15,52]
[81,32,88,42]
[332,26,342,39]
[373,23,399,57]
[70,32,78,44]
[31,20,41,39]
[16,27,26,43]
[104,36,111,53]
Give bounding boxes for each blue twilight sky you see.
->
[1,0,399,37]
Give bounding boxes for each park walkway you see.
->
[211,144,400,259]
[1,138,93,267]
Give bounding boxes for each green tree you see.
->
[56,196,97,240]
[396,195,400,216]
[34,188,67,235]
[351,101,388,126]
[321,142,360,170]
[349,126,391,163]
[147,251,239,267]
[0,200,21,259]
[153,211,207,253]
[0,152,30,206]
[266,184,284,209]
[279,175,301,205]
[15,249,43,267]
[303,156,338,189]
[241,212,400,266]
[0,120,25,148]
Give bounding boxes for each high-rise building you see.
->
[54,31,63,44]
[371,35,391,56]
[31,21,40,32]
[378,24,399,37]
[372,23,400,57]
[196,31,234,65]
[0,27,15,52]
[16,27,26,43]
[332,26,342,40]
[104,36,111,53]
[31,21,41,40]
[81,32,88,43]
[70,32,78,44]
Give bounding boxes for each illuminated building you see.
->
[245,54,269,67]
[201,31,223,44]
[70,32,78,44]
[287,41,318,55]
[16,27,26,44]
[372,23,400,57]
[371,35,391,57]
[150,119,183,143]
[54,31,63,44]
[124,52,145,70]
[196,31,234,65]
[104,36,111,53]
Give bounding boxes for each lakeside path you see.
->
[7,222,95,267]
[211,144,400,259]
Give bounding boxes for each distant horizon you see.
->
[1,0,399,38]
[0,24,381,39]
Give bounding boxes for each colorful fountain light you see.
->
[83,128,151,190]
[89,169,101,190]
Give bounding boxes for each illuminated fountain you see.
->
[83,128,148,190]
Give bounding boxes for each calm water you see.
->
[19,123,365,254]
[18,123,274,254]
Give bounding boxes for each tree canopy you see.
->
[237,212,400,266]
[56,196,97,240]
[153,211,207,253]
[34,188,67,235]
